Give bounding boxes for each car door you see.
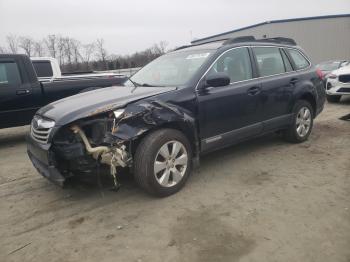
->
[252,46,295,130]
[197,47,264,152]
[0,58,37,128]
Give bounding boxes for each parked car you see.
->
[316,60,349,78]
[27,36,325,197]
[0,54,127,129]
[325,65,350,102]
[31,57,123,82]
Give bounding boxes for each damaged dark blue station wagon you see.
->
[27,36,326,197]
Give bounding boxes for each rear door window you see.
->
[253,47,286,77]
[0,61,22,85]
[287,49,310,70]
[32,61,53,77]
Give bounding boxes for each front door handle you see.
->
[290,78,299,85]
[247,86,261,96]
[16,89,31,95]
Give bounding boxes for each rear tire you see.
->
[134,128,192,197]
[326,94,341,103]
[283,100,314,143]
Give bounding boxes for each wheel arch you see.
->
[130,120,199,159]
[113,100,200,160]
[299,93,316,117]
[293,91,317,118]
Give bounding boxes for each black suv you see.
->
[27,36,326,197]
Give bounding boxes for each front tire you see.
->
[283,100,314,143]
[134,128,192,197]
[326,94,341,103]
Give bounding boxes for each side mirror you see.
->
[205,72,230,88]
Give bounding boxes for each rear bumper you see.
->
[27,134,66,187]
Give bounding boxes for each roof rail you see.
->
[223,36,256,45]
[193,35,297,46]
[257,37,297,45]
[223,36,297,46]
[174,36,297,52]
[174,38,230,51]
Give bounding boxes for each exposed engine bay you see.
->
[49,100,197,189]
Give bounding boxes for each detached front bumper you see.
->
[27,134,66,187]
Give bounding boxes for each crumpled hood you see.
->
[37,85,176,126]
[332,65,350,76]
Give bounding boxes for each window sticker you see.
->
[186,53,210,60]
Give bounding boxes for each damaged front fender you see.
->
[111,100,198,146]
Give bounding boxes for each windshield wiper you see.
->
[128,78,141,87]
[128,79,165,88]
[141,83,165,87]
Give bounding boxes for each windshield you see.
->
[318,62,340,71]
[127,49,214,87]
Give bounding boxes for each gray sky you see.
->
[0,0,349,55]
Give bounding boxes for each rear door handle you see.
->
[16,89,31,95]
[290,78,299,85]
[247,86,261,96]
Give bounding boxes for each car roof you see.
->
[0,54,28,59]
[173,36,298,53]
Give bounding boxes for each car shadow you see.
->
[199,133,282,169]
[338,95,350,105]
[63,133,284,199]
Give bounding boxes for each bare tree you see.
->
[5,33,169,71]
[57,36,66,66]
[6,35,19,54]
[33,40,45,57]
[96,38,107,69]
[80,43,95,69]
[70,39,81,66]
[0,46,6,54]
[158,41,168,54]
[19,36,34,57]
[62,37,73,66]
[44,34,57,58]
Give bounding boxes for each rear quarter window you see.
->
[0,62,22,85]
[32,61,53,77]
[287,49,310,70]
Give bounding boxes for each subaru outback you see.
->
[27,36,326,197]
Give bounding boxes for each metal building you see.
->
[191,14,350,64]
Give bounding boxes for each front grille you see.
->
[337,88,350,93]
[339,74,350,83]
[31,126,52,143]
[30,116,55,144]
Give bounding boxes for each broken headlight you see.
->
[113,108,125,119]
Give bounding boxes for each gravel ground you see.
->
[0,98,349,262]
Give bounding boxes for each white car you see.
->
[326,65,350,102]
[30,57,124,82]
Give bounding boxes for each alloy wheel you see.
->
[296,107,311,137]
[153,141,188,187]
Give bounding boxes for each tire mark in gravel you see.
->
[0,183,52,198]
[9,187,140,237]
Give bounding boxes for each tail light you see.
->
[316,68,324,80]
